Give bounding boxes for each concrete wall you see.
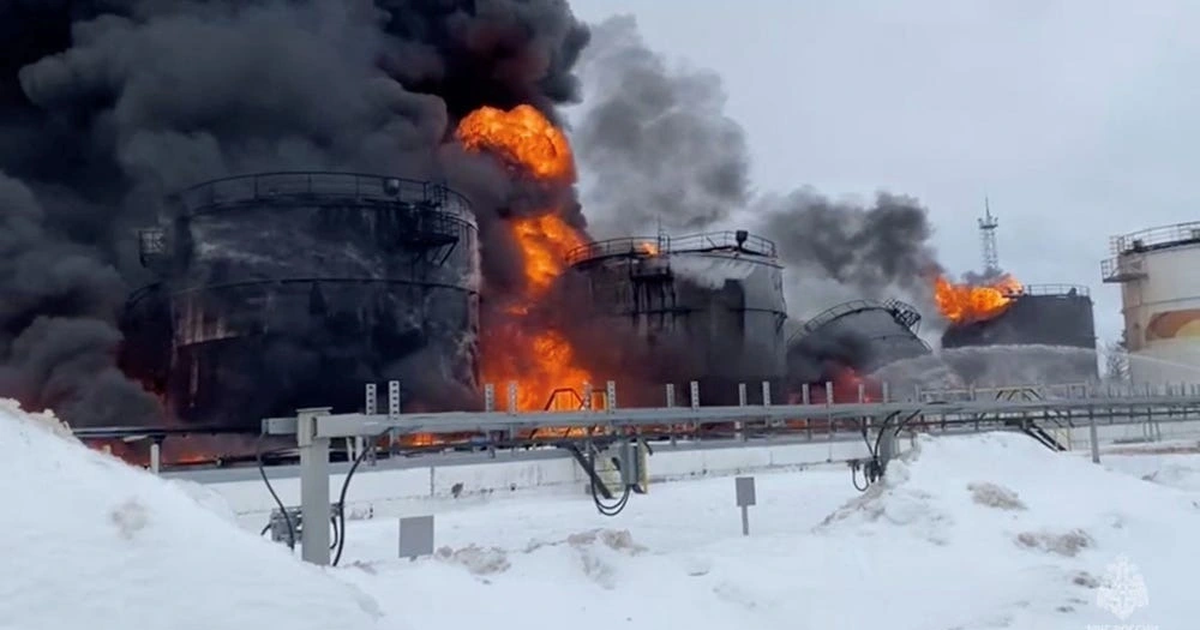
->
[190,438,877,528]
[184,418,1200,532]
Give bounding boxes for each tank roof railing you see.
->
[788,299,921,346]
[566,230,777,266]
[1108,221,1200,256]
[1017,283,1090,297]
[171,171,473,219]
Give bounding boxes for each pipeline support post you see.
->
[736,383,747,440]
[298,407,332,566]
[1089,409,1100,464]
[876,415,895,474]
[149,437,162,475]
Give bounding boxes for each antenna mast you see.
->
[978,197,1000,276]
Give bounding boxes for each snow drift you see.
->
[338,431,1200,630]
[0,400,391,630]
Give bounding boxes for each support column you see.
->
[149,437,162,475]
[298,407,332,565]
[1089,409,1100,464]
[877,415,895,475]
[736,383,747,441]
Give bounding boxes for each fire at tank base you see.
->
[104,205,1111,469]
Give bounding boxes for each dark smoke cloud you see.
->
[0,171,159,425]
[569,15,944,387]
[572,15,750,238]
[0,0,590,426]
[571,16,941,315]
[785,328,873,389]
[757,188,942,315]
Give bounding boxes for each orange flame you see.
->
[512,214,586,296]
[457,105,575,182]
[637,241,659,256]
[456,105,593,411]
[934,274,1023,324]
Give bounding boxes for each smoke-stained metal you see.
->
[123,172,480,427]
[566,231,787,405]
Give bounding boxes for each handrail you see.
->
[1017,284,1090,297]
[1108,221,1200,256]
[171,171,473,220]
[788,299,922,345]
[566,231,776,265]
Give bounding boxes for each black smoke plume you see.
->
[573,16,940,313]
[756,189,942,316]
[572,15,751,238]
[0,0,590,427]
[572,15,941,385]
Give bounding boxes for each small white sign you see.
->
[735,476,756,507]
[398,515,435,560]
[734,476,756,536]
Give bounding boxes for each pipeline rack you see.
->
[258,379,1200,565]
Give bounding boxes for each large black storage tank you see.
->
[125,172,480,426]
[940,284,1098,384]
[566,231,787,405]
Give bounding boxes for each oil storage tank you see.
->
[1102,222,1200,383]
[940,284,1098,384]
[126,172,480,426]
[786,299,931,386]
[566,231,787,405]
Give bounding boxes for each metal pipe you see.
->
[262,395,1200,440]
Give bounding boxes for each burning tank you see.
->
[121,171,481,427]
[786,298,932,389]
[937,280,1098,385]
[565,231,787,405]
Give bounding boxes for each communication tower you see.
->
[978,197,1000,276]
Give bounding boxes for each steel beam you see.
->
[269,391,1200,566]
[262,395,1200,439]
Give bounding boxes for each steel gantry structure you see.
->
[261,379,1200,565]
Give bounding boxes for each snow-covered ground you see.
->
[337,434,1200,630]
[4,399,1199,629]
[1101,441,1200,493]
[0,400,388,630]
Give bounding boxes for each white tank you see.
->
[1102,221,1200,383]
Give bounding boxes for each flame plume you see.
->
[934,274,1023,324]
[458,105,576,182]
[456,105,592,411]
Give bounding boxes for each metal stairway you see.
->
[994,388,1068,451]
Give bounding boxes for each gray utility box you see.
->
[269,503,343,545]
[585,441,650,495]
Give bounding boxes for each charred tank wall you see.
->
[127,172,480,426]
[568,233,787,405]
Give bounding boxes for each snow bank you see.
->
[339,431,1200,630]
[1103,451,1200,492]
[813,432,1200,627]
[0,400,392,630]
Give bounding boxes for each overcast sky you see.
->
[565,0,1199,347]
